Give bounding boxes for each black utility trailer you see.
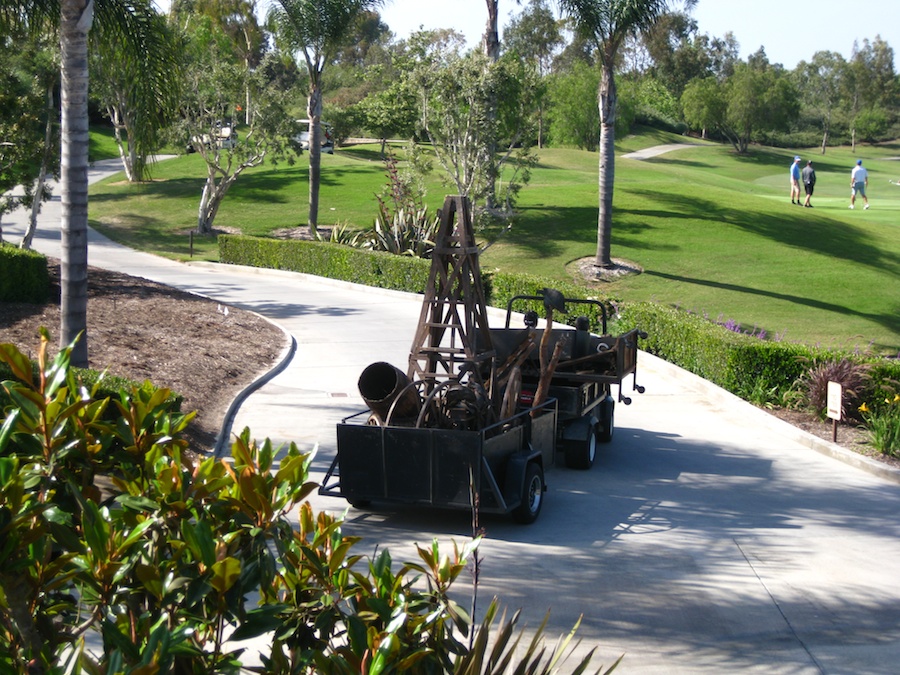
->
[489,295,646,470]
[319,399,557,524]
[317,196,646,524]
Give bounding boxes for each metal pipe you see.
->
[358,362,421,421]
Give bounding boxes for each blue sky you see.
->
[375,0,899,69]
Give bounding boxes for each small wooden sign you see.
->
[826,381,842,421]
[826,381,842,443]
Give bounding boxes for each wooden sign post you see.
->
[826,381,842,443]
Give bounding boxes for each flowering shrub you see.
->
[859,394,900,457]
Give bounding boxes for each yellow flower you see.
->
[859,402,870,413]
[893,394,900,404]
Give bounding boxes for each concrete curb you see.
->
[213,327,297,459]
[640,351,900,485]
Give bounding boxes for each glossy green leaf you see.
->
[229,604,289,641]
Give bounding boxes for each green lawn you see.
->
[86,127,900,354]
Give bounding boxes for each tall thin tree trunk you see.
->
[109,106,136,182]
[22,83,56,250]
[482,0,500,210]
[307,86,322,236]
[60,0,92,368]
[595,62,616,270]
[482,0,499,60]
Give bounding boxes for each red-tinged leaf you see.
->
[0,343,36,385]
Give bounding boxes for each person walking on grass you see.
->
[802,160,816,207]
[790,156,802,205]
[850,159,870,209]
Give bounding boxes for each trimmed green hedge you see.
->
[615,302,900,404]
[0,243,50,303]
[219,234,900,407]
[218,235,431,294]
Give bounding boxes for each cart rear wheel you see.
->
[565,430,596,470]
[512,462,544,524]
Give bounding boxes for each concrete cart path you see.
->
[621,143,705,160]
[5,161,900,674]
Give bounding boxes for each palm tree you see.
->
[557,0,694,270]
[3,0,174,366]
[268,0,383,237]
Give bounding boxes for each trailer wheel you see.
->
[348,499,371,509]
[512,463,544,524]
[565,431,596,470]
[597,396,615,443]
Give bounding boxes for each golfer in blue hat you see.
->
[790,156,802,205]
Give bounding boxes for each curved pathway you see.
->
[4,160,900,674]
[621,142,705,160]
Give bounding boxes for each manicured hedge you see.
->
[219,234,900,405]
[614,301,900,403]
[0,243,50,303]
[218,235,431,294]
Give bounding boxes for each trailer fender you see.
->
[503,448,543,505]
[561,416,594,443]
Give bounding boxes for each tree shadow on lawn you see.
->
[641,157,714,169]
[89,214,197,257]
[624,188,900,278]
[697,146,850,173]
[490,205,612,259]
[339,146,390,163]
[643,268,900,340]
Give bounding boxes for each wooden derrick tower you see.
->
[407,195,495,392]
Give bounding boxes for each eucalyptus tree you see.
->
[267,0,383,237]
[682,57,799,154]
[176,18,297,234]
[556,0,695,271]
[503,0,563,147]
[412,34,540,216]
[794,51,847,153]
[680,75,723,141]
[2,0,184,367]
[91,8,182,182]
[0,28,57,246]
[844,36,897,150]
[639,11,724,97]
[171,0,265,123]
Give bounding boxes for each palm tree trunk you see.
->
[60,0,92,367]
[307,87,322,236]
[595,62,616,270]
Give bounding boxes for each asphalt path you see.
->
[4,158,900,673]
